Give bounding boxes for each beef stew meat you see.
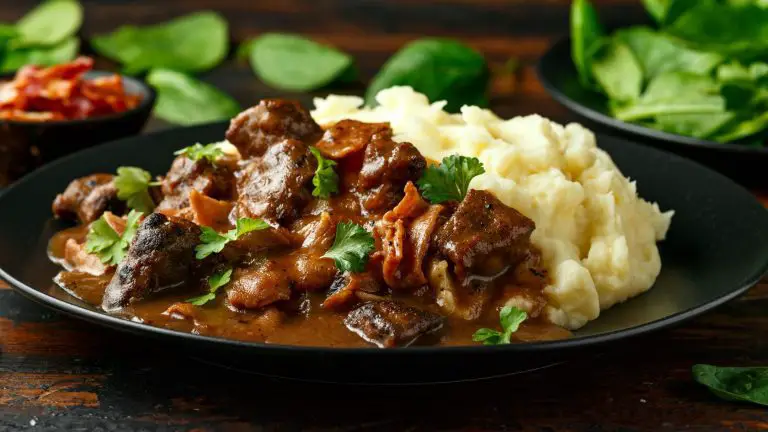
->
[48,99,569,348]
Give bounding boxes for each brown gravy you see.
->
[48,226,571,347]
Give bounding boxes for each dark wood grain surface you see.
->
[2,1,768,431]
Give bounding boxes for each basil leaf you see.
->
[570,0,604,86]
[0,37,78,73]
[366,38,489,113]
[246,33,356,91]
[91,11,228,74]
[14,0,82,48]
[590,38,643,103]
[146,69,241,126]
[693,364,768,407]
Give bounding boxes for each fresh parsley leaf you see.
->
[417,155,485,204]
[84,210,143,266]
[174,142,225,163]
[693,364,768,407]
[186,267,233,306]
[194,217,269,259]
[472,306,528,346]
[114,166,156,213]
[322,222,375,273]
[309,146,339,199]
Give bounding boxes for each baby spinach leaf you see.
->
[693,364,768,407]
[91,11,229,74]
[615,27,723,81]
[664,0,768,60]
[709,111,768,143]
[641,0,670,22]
[590,38,643,103]
[570,0,604,86]
[146,69,241,126]
[366,38,489,112]
[245,33,356,91]
[14,0,82,48]
[612,72,725,122]
[0,37,78,73]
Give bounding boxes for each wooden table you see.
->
[2,1,767,430]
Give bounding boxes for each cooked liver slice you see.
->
[225,99,322,159]
[315,120,391,159]
[52,174,123,223]
[156,155,234,211]
[357,135,426,213]
[432,189,536,278]
[226,263,293,310]
[235,139,316,224]
[102,213,205,311]
[344,301,444,347]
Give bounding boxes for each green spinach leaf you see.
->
[146,69,241,126]
[366,38,489,112]
[615,27,723,81]
[590,38,643,103]
[664,0,768,60]
[14,0,82,48]
[0,37,78,73]
[245,33,356,91]
[693,364,768,407]
[570,0,604,86]
[91,11,229,74]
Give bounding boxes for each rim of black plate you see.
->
[0,122,767,356]
[537,37,768,155]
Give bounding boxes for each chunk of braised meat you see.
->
[236,139,315,224]
[374,182,445,290]
[52,174,123,223]
[315,120,391,159]
[226,263,293,310]
[225,99,322,159]
[102,213,207,312]
[323,272,382,310]
[357,135,426,213]
[344,301,444,348]
[156,155,234,212]
[432,189,535,280]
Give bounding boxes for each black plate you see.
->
[537,37,768,186]
[1,123,767,384]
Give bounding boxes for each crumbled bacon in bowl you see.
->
[0,57,142,122]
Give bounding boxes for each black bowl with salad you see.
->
[537,0,768,184]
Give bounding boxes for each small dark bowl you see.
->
[0,70,156,186]
[537,37,768,186]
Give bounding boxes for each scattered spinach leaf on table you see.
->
[0,37,79,73]
[14,0,83,48]
[693,364,768,407]
[243,33,356,91]
[92,11,229,74]
[146,69,241,126]
[366,38,489,112]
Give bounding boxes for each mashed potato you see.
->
[310,86,674,330]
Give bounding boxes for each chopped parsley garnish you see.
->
[309,146,339,199]
[322,221,375,273]
[114,166,156,213]
[84,210,143,266]
[174,142,225,163]
[472,306,528,346]
[417,155,485,204]
[195,217,270,259]
[186,267,233,306]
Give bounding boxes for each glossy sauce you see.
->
[48,226,571,347]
